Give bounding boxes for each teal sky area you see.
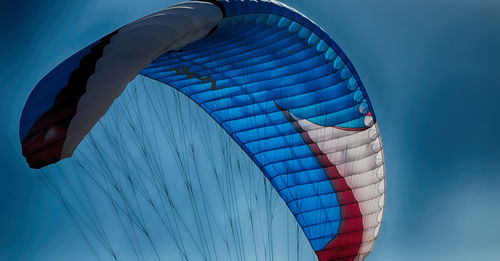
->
[1,1,500,260]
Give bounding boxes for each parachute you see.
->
[20,1,386,260]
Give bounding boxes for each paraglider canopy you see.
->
[20,1,385,260]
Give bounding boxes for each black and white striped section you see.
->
[21,1,223,168]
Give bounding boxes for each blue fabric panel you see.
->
[140,0,374,251]
[219,0,376,121]
[297,205,342,226]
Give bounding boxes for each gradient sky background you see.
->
[1,0,500,260]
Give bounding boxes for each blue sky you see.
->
[1,0,500,260]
